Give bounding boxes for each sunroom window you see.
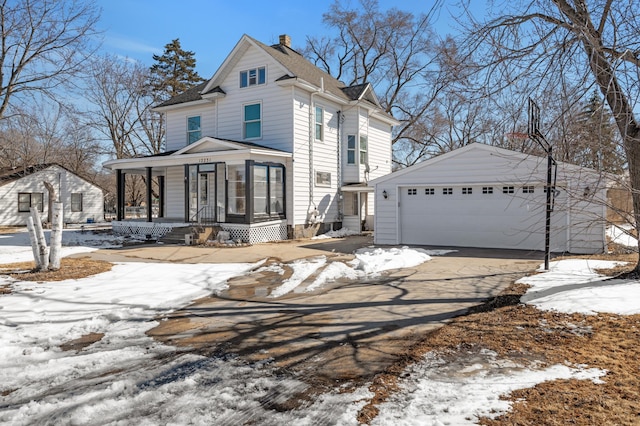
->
[228,165,246,215]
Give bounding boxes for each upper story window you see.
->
[187,116,201,144]
[347,135,356,164]
[315,106,324,141]
[240,67,266,88]
[243,102,261,139]
[360,135,368,164]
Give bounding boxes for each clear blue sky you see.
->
[95,0,477,77]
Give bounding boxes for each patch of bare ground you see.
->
[358,254,640,425]
[1,257,112,282]
[60,332,105,352]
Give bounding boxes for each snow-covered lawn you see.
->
[1,227,639,425]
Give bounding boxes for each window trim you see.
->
[359,135,368,165]
[239,66,266,88]
[243,101,262,140]
[347,135,356,165]
[187,115,201,144]
[315,106,324,141]
[71,193,83,212]
[18,192,44,213]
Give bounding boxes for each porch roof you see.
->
[103,137,292,173]
[341,182,374,192]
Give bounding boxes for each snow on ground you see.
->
[269,256,327,297]
[519,259,640,315]
[607,224,638,248]
[1,228,636,425]
[270,246,454,296]
[373,350,606,426]
[311,227,360,239]
[0,228,125,264]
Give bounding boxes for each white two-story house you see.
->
[103,34,398,243]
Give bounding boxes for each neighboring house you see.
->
[371,144,608,254]
[0,164,104,226]
[103,34,398,243]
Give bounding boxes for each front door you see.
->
[188,164,218,223]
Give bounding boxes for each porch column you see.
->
[158,175,165,218]
[146,167,153,223]
[116,169,124,221]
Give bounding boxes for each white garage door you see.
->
[399,185,567,251]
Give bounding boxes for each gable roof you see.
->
[371,143,604,185]
[0,164,55,185]
[0,163,102,190]
[157,34,389,113]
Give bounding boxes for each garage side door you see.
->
[399,185,567,251]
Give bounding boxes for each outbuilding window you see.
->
[71,193,83,212]
[502,186,515,194]
[443,187,453,195]
[18,192,43,213]
[462,187,472,195]
[482,186,494,194]
[523,186,535,193]
[425,188,435,195]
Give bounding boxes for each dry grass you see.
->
[359,255,640,425]
[0,257,112,283]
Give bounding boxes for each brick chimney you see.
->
[279,34,291,48]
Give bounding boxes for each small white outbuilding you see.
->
[0,164,104,226]
[371,144,608,254]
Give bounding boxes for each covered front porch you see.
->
[103,138,292,243]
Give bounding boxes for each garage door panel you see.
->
[399,186,567,251]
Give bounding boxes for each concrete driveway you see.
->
[98,238,542,385]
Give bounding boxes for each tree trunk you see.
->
[30,207,49,271]
[49,202,63,270]
[26,216,42,270]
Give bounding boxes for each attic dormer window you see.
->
[240,67,266,88]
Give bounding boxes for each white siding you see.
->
[165,104,217,151]
[0,165,104,226]
[215,45,293,153]
[165,166,185,219]
[292,88,311,225]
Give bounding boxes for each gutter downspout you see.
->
[307,78,322,224]
[336,110,343,223]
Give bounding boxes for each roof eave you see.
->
[152,99,212,113]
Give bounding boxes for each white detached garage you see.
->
[371,144,608,254]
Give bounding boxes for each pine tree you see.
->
[149,39,204,100]
[573,91,623,173]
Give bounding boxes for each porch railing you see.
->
[190,205,217,226]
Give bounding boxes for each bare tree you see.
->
[0,0,99,121]
[305,0,455,168]
[463,0,640,267]
[85,54,149,159]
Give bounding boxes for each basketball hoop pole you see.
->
[528,98,552,271]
